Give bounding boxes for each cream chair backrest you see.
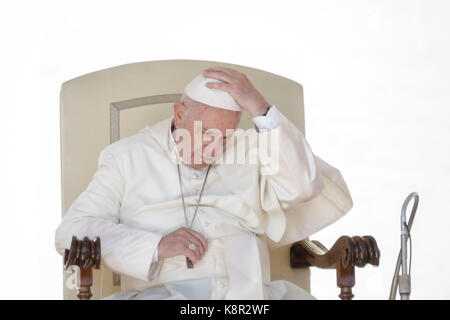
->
[60,59,310,299]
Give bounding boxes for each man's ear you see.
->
[173,102,185,129]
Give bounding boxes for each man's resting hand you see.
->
[157,227,208,264]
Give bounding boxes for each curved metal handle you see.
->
[389,192,419,300]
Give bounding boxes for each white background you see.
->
[1,0,449,299]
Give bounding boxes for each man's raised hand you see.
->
[202,67,271,117]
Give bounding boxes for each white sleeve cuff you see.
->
[148,235,164,281]
[252,105,281,132]
[152,244,159,262]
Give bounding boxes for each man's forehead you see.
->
[190,101,231,115]
[190,105,239,121]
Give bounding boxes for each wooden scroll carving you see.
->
[290,236,380,300]
[64,236,101,300]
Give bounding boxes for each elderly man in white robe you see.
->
[55,66,353,300]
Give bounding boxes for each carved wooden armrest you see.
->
[290,236,380,300]
[64,236,101,300]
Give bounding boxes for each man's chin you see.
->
[188,161,215,170]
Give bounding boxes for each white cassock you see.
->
[54,105,353,300]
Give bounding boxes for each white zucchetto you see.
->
[184,73,242,111]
